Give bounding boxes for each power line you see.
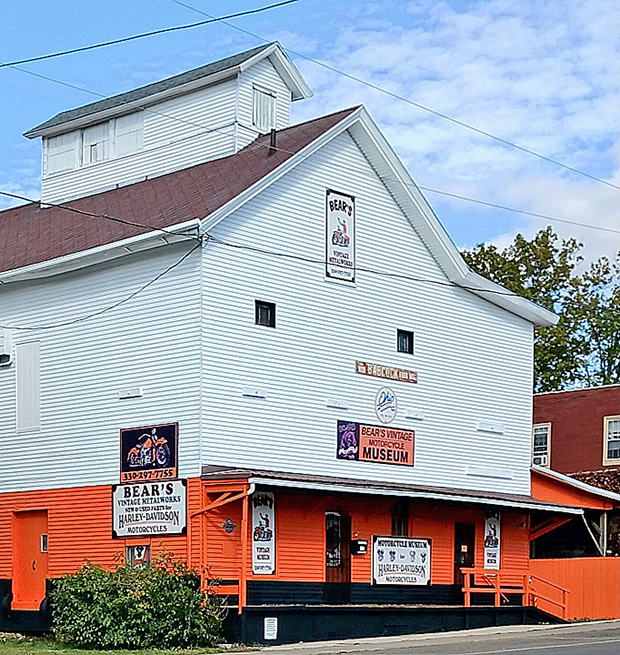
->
[204,233,534,299]
[0,241,202,330]
[170,0,620,193]
[2,52,617,240]
[0,191,202,242]
[0,0,300,69]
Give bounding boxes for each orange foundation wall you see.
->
[204,490,531,585]
[0,479,202,579]
[530,558,620,620]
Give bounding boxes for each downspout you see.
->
[233,73,240,152]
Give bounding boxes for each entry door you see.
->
[454,522,476,587]
[325,512,351,603]
[12,510,49,610]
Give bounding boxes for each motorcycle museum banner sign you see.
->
[112,480,187,538]
[484,512,501,570]
[372,536,431,585]
[337,420,414,467]
[120,423,178,482]
[252,492,275,574]
[325,189,355,282]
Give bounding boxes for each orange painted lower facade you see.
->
[2,471,619,641]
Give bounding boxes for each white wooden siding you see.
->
[236,58,291,150]
[41,79,238,204]
[0,244,202,493]
[200,130,534,496]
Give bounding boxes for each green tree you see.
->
[462,227,620,392]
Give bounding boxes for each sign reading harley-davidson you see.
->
[112,480,187,538]
[120,423,178,483]
[356,361,418,384]
[326,189,355,282]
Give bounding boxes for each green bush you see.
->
[52,553,225,649]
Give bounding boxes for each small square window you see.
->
[41,534,48,553]
[397,329,414,354]
[255,300,276,328]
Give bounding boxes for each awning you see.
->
[202,465,582,515]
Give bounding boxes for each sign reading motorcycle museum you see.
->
[372,536,431,586]
[326,189,355,282]
[120,423,178,482]
[112,480,187,538]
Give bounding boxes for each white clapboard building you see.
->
[0,43,576,643]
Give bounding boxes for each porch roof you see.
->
[201,465,582,515]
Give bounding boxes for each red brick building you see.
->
[533,385,620,475]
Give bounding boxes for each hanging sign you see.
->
[326,189,355,282]
[337,420,414,466]
[356,361,418,384]
[252,492,276,574]
[120,423,178,483]
[372,536,431,585]
[484,512,501,570]
[112,480,187,538]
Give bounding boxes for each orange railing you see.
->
[461,568,568,619]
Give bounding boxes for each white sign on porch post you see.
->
[252,492,275,574]
[325,189,356,282]
[484,512,501,570]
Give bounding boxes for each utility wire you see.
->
[170,0,620,192]
[0,191,202,242]
[2,53,617,239]
[0,0,300,69]
[0,241,202,330]
[204,233,533,299]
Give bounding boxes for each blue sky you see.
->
[1,0,618,261]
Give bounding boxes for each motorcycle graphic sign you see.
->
[326,189,355,282]
[252,492,275,575]
[120,423,178,483]
[372,536,431,585]
[484,512,501,570]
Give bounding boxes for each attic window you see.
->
[82,122,110,165]
[253,87,276,133]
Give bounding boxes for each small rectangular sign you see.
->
[484,512,501,570]
[252,492,276,575]
[326,189,355,282]
[372,536,431,585]
[112,480,187,538]
[337,421,414,466]
[356,361,418,383]
[120,423,178,483]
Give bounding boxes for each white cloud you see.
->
[289,0,619,263]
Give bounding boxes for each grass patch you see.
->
[0,634,223,655]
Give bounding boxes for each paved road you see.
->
[263,621,620,655]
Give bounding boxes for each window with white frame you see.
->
[82,122,110,165]
[532,423,550,467]
[46,133,77,174]
[114,112,144,157]
[604,416,620,464]
[252,87,276,133]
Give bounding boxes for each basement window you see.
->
[255,300,276,328]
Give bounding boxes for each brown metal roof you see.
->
[201,464,580,513]
[0,107,357,276]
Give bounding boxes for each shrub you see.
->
[52,553,224,649]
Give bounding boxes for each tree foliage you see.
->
[462,227,620,392]
[52,554,224,650]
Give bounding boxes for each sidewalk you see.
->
[257,619,620,654]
